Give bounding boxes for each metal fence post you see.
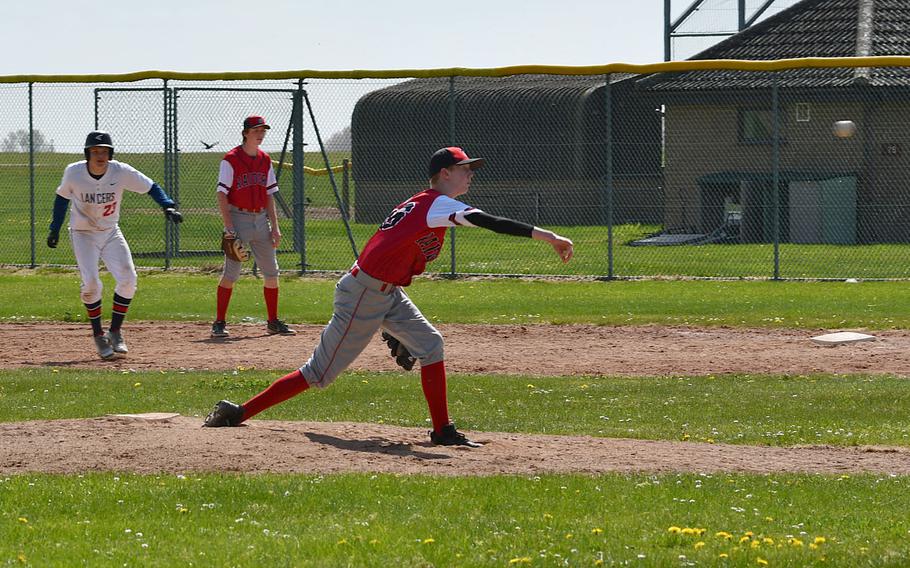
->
[29,83,35,268]
[604,74,614,279]
[163,79,171,270]
[448,75,456,277]
[293,79,306,275]
[772,75,781,280]
[342,159,350,219]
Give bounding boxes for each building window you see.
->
[739,109,780,144]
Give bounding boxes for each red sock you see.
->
[241,369,310,421]
[264,286,279,321]
[216,286,233,321]
[420,361,450,433]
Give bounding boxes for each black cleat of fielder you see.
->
[203,400,245,427]
[430,424,483,448]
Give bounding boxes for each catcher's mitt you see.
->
[381,331,416,371]
[221,232,250,262]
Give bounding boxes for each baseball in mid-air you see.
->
[833,120,856,138]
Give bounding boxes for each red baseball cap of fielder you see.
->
[243,115,270,129]
[428,147,485,178]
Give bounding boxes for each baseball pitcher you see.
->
[203,146,573,447]
[47,131,183,360]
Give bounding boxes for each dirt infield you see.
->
[2,321,909,476]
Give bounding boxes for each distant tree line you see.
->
[2,129,54,152]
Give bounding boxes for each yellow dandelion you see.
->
[694,541,706,549]
[668,526,682,534]
[750,540,761,549]
[809,543,818,550]
[706,438,716,444]
[565,533,573,539]
[719,553,728,558]
[17,553,26,563]
[764,516,774,522]
[423,538,435,544]
[52,369,59,373]
[740,536,751,544]
[682,527,696,536]
[336,539,347,545]
[789,538,804,547]
[715,531,732,540]
[756,558,768,566]
[508,558,531,565]
[361,380,369,384]
[133,382,141,387]
[814,536,826,545]
[591,527,603,535]
[543,513,553,520]
[17,517,28,524]
[859,547,869,553]
[595,560,604,567]
[762,537,774,545]
[178,507,188,514]
[695,528,707,536]
[744,531,754,537]
[682,433,691,441]
[526,384,535,388]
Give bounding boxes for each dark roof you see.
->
[639,0,910,91]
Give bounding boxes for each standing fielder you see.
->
[210,115,295,338]
[204,146,574,447]
[47,131,183,360]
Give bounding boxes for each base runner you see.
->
[47,131,183,360]
[203,146,573,447]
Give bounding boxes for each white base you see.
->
[109,412,181,422]
[810,332,876,346]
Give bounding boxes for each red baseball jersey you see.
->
[217,146,278,211]
[357,189,483,286]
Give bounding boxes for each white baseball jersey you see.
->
[56,161,155,231]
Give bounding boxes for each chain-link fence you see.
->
[2,61,909,280]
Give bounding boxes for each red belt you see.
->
[351,266,392,293]
[235,207,263,213]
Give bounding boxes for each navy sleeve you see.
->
[147,183,176,209]
[49,194,70,232]
[463,211,534,238]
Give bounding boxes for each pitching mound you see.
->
[3,416,910,476]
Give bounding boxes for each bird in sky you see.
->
[201,141,219,149]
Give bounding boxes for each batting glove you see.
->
[164,207,184,223]
[46,230,59,248]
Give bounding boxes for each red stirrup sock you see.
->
[420,361,450,433]
[263,286,279,321]
[241,369,310,421]
[216,285,233,321]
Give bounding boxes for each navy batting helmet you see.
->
[84,131,114,160]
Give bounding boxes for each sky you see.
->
[3,1,673,75]
[4,0,775,151]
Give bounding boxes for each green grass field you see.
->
[2,272,909,566]
[4,151,910,278]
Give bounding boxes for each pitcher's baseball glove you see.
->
[221,232,250,262]
[381,331,416,371]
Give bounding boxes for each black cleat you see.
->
[430,423,483,448]
[267,319,297,336]
[211,320,229,338]
[202,400,245,427]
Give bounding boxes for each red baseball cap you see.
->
[243,115,270,129]
[428,147,485,178]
